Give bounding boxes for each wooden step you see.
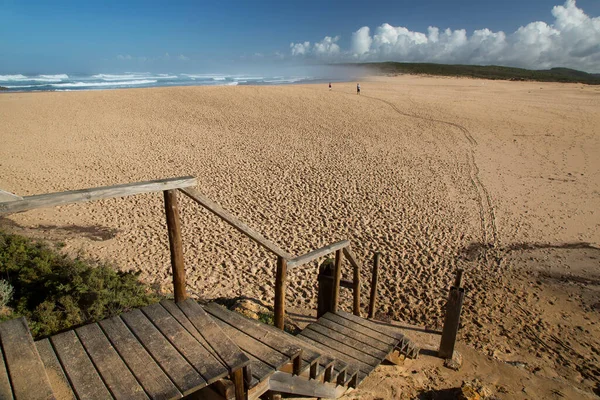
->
[0,317,55,400]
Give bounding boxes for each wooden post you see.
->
[352,262,361,317]
[368,252,380,319]
[231,369,245,400]
[274,256,287,330]
[317,260,335,318]
[331,250,343,313]
[439,269,465,359]
[163,190,187,303]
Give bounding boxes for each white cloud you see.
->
[178,54,190,61]
[290,0,600,72]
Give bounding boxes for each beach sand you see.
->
[1,75,599,397]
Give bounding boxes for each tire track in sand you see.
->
[355,92,500,253]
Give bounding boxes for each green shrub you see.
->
[0,231,159,338]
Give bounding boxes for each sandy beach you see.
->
[1,75,599,397]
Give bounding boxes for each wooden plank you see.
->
[0,341,14,400]
[204,304,304,361]
[298,329,379,368]
[287,240,350,269]
[274,256,287,330]
[268,372,346,399]
[331,249,343,313]
[245,354,275,383]
[318,275,353,289]
[175,299,249,372]
[99,316,182,400]
[294,335,363,385]
[35,339,76,400]
[243,311,344,383]
[0,176,197,214]
[315,318,393,353]
[141,303,228,384]
[343,247,362,316]
[368,252,380,319]
[76,323,148,399]
[51,330,112,400]
[120,309,206,395]
[0,317,54,400]
[0,189,22,202]
[322,313,397,345]
[180,187,291,259]
[306,324,389,360]
[159,300,219,360]
[163,190,187,303]
[210,317,292,371]
[336,310,406,341]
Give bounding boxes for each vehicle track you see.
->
[332,89,500,254]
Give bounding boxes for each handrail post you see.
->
[331,250,343,313]
[352,261,361,317]
[368,252,380,319]
[274,256,288,330]
[439,269,465,359]
[163,189,187,303]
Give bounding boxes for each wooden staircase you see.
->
[0,301,419,400]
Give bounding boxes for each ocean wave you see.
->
[51,79,157,88]
[38,74,69,79]
[92,73,177,81]
[0,74,29,81]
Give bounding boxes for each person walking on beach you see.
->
[329,82,332,90]
[357,83,361,95]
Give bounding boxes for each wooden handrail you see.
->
[0,176,197,214]
[179,187,292,259]
[287,240,350,269]
[343,247,362,316]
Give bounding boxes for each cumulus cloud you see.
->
[290,0,600,72]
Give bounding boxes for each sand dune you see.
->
[1,75,599,395]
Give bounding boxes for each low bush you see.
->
[0,231,159,338]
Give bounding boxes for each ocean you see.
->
[0,73,328,92]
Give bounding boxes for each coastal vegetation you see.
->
[352,62,600,84]
[0,231,159,338]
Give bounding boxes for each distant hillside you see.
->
[348,62,600,85]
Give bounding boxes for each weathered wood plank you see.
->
[204,304,304,361]
[76,323,148,399]
[51,330,111,400]
[175,299,249,372]
[0,341,14,400]
[0,176,197,214]
[210,317,291,371]
[322,313,397,345]
[298,329,380,368]
[0,189,22,202]
[120,309,206,395]
[337,310,406,341]
[287,240,350,269]
[163,190,187,303]
[99,316,182,400]
[245,354,275,383]
[268,371,346,399]
[141,303,228,385]
[179,187,291,259]
[305,323,389,360]
[293,335,362,386]
[35,339,76,400]
[315,318,393,353]
[0,317,55,400]
[159,300,219,360]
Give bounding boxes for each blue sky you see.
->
[1,0,599,73]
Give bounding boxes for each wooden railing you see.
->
[0,177,369,330]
